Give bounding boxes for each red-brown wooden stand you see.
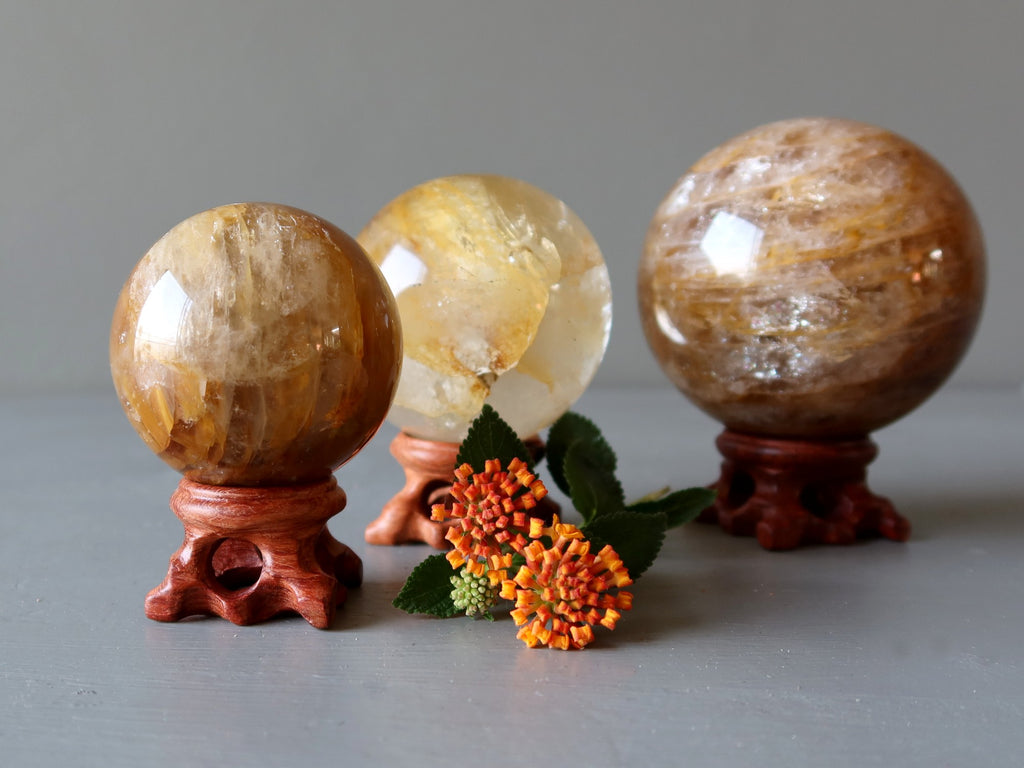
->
[145,477,362,628]
[365,431,558,548]
[700,430,910,550]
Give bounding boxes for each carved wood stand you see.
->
[145,477,362,628]
[364,432,460,548]
[365,431,557,548]
[701,429,911,550]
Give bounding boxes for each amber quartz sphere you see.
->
[639,118,985,438]
[111,203,402,486]
[359,175,612,443]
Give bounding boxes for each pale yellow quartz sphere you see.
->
[111,203,402,486]
[359,175,612,442]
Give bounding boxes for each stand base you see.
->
[701,430,910,550]
[146,477,362,628]
[365,431,557,548]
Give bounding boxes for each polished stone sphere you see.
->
[111,203,402,485]
[639,117,985,438]
[359,174,612,443]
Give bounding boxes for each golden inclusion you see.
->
[359,175,612,443]
[639,117,985,437]
[110,203,402,486]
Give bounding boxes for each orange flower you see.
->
[432,457,548,584]
[502,516,633,650]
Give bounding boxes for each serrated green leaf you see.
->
[456,404,531,473]
[563,439,625,525]
[583,510,667,579]
[392,554,462,617]
[628,487,717,528]
[545,412,610,496]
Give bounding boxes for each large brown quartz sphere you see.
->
[111,203,402,485]
[638,117,985,438]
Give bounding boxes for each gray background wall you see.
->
[2,0,1020,396]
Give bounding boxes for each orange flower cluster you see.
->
[432,457,548,585]
[501,516,634,650]
[432,457,633,649]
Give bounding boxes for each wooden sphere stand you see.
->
[700,430,911,550]
[365,431,558,548]
[145,476,362,628]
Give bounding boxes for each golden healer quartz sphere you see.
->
[359,174,612,443]
[639,117,985,438]
[110,203,402,486]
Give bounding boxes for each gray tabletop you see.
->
[1,386,1021,767]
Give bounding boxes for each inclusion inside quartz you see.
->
[360,175,612,442]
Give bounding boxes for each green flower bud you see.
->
[450,567,499,617]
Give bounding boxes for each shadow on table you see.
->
[605,490,1023,647]
[895,490,1023,541]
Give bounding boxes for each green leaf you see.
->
[584,511,667,579]
[628,487,717,528]
[562,438,625,525]
[392,554,462,617]
[546,412,609,497]
[456,404,531,473]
